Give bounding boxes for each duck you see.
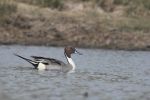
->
[14,46,82,72]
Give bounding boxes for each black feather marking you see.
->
[14,54,39,68]
[31,56,64,65]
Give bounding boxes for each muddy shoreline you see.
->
[0,41,150,51]
[0,25,150,51]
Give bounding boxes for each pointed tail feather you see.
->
[14,53,38,68]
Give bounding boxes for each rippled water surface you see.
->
[0,45,150,100]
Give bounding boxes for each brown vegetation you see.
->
[0,0,150,50]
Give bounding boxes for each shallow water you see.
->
[0,45,150,100]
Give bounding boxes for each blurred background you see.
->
[0,0,150,50]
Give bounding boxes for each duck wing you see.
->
[31,56,66,66]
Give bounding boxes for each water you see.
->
[0,45,150,100]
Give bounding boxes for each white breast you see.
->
[38,63,46,70]
[67,57,76,71]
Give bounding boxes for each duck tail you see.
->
[14,53,38,68]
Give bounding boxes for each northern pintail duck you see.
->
[14,46,82,72]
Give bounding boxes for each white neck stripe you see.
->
[66,56,76,70]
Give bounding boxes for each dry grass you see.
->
[0,0,17,25]
[0,0,150,50]
[15,0,64,9]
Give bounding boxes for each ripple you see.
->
[0,45,150,100]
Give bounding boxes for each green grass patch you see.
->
[115,17,150,33]
[114,0,150,16]
[0,0,17,17]
[0,0,17,25]
[114,0,150,10]
[16,0,64,9]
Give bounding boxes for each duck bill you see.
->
[75,49,82,55]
